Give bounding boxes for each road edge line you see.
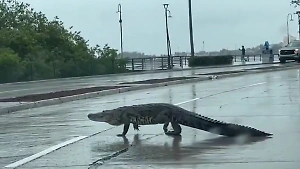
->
[4,136,87,168]
[4,125,117,168]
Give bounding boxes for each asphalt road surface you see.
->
[0,62,283,99]
[1,68,300,169]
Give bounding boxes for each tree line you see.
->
[0,0,128,84]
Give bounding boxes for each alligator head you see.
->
[87,109,122,126]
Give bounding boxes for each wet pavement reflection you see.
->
[101,134,271,166]
[1,68,300,169]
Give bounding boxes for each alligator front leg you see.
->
[163,122,169,132]
[117,113,131,137]
[165,122,182,136]
[117,124,130,137]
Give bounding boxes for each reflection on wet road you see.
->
[1,68,300,169]
[100,134,271,166]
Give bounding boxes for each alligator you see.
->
[87,103,272,137]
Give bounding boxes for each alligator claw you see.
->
[117,134,125,137]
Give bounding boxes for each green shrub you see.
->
[0,48,24,83]
[0,0,128,83]
[188,55,233,67]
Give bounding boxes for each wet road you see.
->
[1,67,300,169]
[0,62,283,99]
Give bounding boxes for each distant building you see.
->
[283,35,297,45]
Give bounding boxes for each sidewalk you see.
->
[0,63,281,99]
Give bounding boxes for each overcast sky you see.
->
[23,0,299,55]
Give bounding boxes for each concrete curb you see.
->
[0,61,280,86]
[0,64,296,115]
[215,65,298,79]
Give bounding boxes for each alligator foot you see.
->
[133,123,140,131]
[117,134,126,137]
[163,122,169,132]
[117,124,130,137]
[164,122,182,136]
[165,130,181,136]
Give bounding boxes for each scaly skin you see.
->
[87,103,272,137]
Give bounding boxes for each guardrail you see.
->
[126,54,280,71]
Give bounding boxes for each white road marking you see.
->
[5,126,116,168]
[175,98,199,105]
[4,136,87,168]
[0,88,30,94]
[4,81,266,168]
[175,82,266,105]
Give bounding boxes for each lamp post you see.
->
[188,0,195,57]
[296,11,300,40]
[117,4,123,58]
[163,3,172,69]
[287,13,294,44]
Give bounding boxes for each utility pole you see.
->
[117,4,123,58]
[296,11,300,40]
[287,13,294,44]
[188,0,195,57]
[163,3,172,69]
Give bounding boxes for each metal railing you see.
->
[126,54,280,71]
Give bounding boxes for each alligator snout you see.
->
[87,113,96,120]
[87,113,107,122]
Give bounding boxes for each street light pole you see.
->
[287,13,294,44]
[163,3,172,69]
[296,11,300,40]
[117,4,123,58]
[188,0,195,57]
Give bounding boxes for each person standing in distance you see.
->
[239,45,246,62]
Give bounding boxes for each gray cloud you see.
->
[21,0,298,54]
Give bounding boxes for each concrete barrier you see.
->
[0,64,297,115]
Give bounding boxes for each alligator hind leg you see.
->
[133,123,140,131]
[117,124,130,137]
[165,122,182,136]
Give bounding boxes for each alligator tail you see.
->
[176,113,272,137]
